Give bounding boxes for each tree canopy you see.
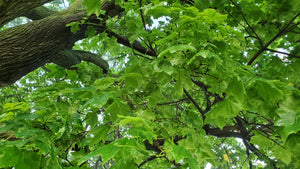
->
[0,0,300,168]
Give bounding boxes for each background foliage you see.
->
[1,0,300,168]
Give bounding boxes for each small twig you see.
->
[138,155,159,168]
[183,88,205,115]
[192,80,212,112]
[242,139,253,169]
[243,140,278,168]
[266,48,291,56]
[256,130,285,149]
[58,154,74,166]
[246,111,273,123]
[228,0,263,46]
[65,130,89,152]
[155,118,187,127]
[104,28,156,56]
[132,50,154,60]
[247,12,300,65]
[283,22,300,34]
[138,0,157,57]
[116,125,120,140]
[157,98,189,106]
[226,10,258,42]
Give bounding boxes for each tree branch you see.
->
[22,6,57,20]
[0,0,53,27]
[247,12,300,65]
[183,88,205,115]
[157,98,189,106]
[138,155,160,168]
[105,29,157,57]
[243,140,278,168]
[203,124,245,139]
[192,80,212,112]
[228,0,263,47]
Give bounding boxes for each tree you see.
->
[0,0,300,168]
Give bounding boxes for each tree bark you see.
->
[0,0,53,27]
[0,0,122,87]
[0,11,86,86]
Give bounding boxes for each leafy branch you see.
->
[227,0,263,46]
[247,12,300,65]
[183,87,205,115]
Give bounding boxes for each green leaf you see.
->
[250,133,273,146]
[85,112,98,127]
[226,76,246,102]
[82,92,113,109]
[83,0,104,16]
[15,151,41,169]
[2,102,28,111]
[143,2,168,18]
[172,145,192,162]
[0,146,21,168]
[273,146,292,165]
[128,127,155,143]
[0,112,14,122]
[275,95,300,139]
[124,73,143,89]
[118,115,152,131]
[89,125,110,145]
[275,106,296,126]
[66,22,80,34]
[79,143,120,165]
[250,79,283,102]
[194,50,215,59]
[205,97,243,128]
[158,45,196,58]
[195,0,210,11]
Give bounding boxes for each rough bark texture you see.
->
[0,11,86,86]
[0,0,121,87]
[22,6,57,20]
[0,0,53,27]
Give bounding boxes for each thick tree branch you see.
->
[0,0,123,87]
[0,11,86,86]
[0,0,53,27]
[50,50,109,73]
[22,6,57,20]
[203,124,245,139]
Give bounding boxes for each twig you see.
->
[243,140,278,168]
[247,12,300,65]
[65,130,89,152]
[183,88,205,115]
[132,50,154,60]
[242,139,253,169]
[192,80,212,112]
[157,98,189,106]
[138,0,157,57]
[138,155,159,168]
[228,0,263,46]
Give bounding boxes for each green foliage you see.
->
[1,0,300,168]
